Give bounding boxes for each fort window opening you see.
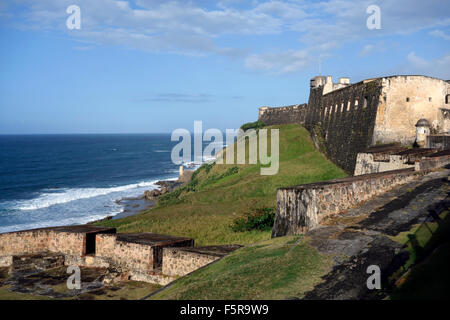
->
[85,233,96,255]
[363,97,368,109]
[347,101,351,111]
[341,102,344,113]
[446,94,450,104]
[429,97,432,102]
[406,97,410,102]
[354,99,358,109]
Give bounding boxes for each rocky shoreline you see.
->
[89,179,185,224]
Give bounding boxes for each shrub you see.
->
[192,162,215,181]
[158,178,199,207]
[240,121,265,132]
[231,205,275,232]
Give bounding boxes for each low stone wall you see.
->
[415,150,450,171]
[95,234,155,273]
[162,245,241,277]
[272,168,427,237]
[11,252,65,272]
[129,272,176,286]
[354,152,413,175]
[354,147,439,175]
[427,134,450,150]
[0,226,238,286]
[162,248,220,277]
[0,229,85,257]
[96,233,195,276]
[114,240,155,273]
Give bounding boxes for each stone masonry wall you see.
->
[374,76,450,145]
[272,168,427,237]
[95,233,116,257]
[95,234,154,273]
[258,104,307,126]
[427,134,450,150]
[113,240,154,274]
[0,229,85,257]
[162,247,220,277]
[354,152,413,175]
[257,80,383,173]
[415,151,450,171]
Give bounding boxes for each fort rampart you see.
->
[258,75,450,173]
[258,104,307,126]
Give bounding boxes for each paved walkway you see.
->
[301,167,449,299]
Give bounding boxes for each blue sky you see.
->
[0,0,449,134]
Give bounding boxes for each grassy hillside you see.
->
[150,235,334,300]
[96,124,346,246]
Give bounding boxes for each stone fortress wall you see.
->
[258,104,307,126]
[373,76,450,145]
[258,75,450,173]
[305,78,382,173]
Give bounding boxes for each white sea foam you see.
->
[0,212,118,234]
[11,180,160,211]
[154,149,170,153]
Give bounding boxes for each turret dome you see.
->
[415,118,431,127]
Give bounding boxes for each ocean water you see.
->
[0,134,216,233]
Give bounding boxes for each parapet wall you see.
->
[272,168,427,237]
[258,104,307,126]
[427,134,450,150]
[353,146,439,176]
[162,248,220,277]
[415,150,450,171]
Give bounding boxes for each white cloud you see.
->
[3,0,450,74]
[429,29,450,41]
[245,49,313,74]
[401,52,450,79]
[359,44,374,56]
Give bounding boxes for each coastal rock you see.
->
[156,180,184,191]
[144,189,161,200]
[160,187,169,195]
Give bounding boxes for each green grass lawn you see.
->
[96,124,346,246]
[150,235,334,300]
